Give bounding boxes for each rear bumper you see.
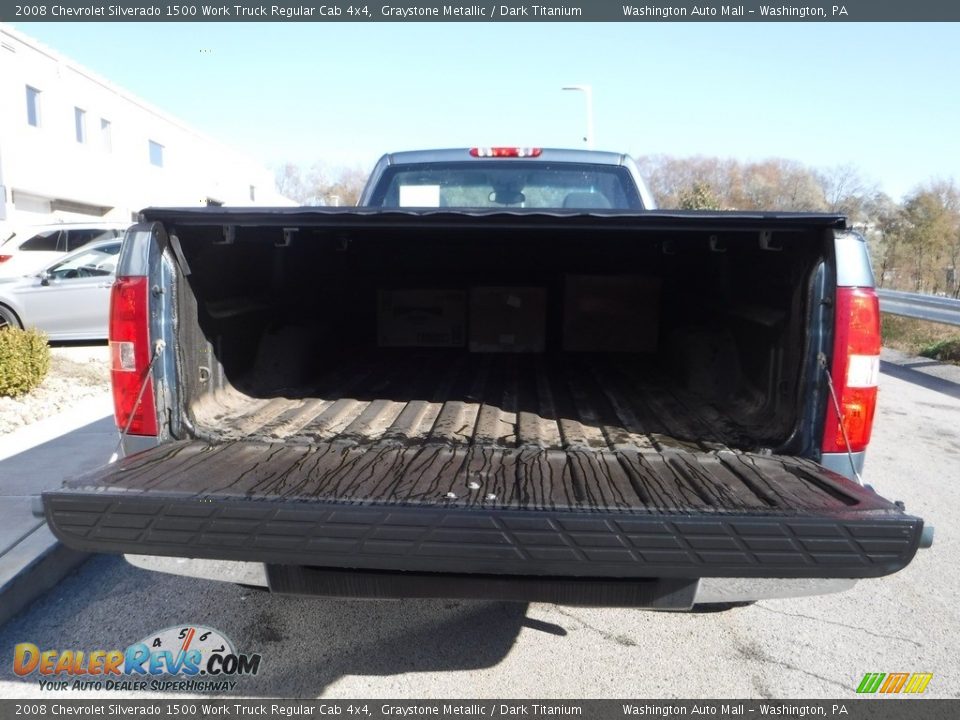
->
[44,490,923,581]
[123,554,860,606]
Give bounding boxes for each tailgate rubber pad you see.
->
[43,440,923,579]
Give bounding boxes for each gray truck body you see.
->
[41,152,924,608]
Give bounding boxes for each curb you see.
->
[0,392,112,627]
[0,523,88,628]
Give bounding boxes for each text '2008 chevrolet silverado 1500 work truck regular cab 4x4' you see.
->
[42,148,930,609]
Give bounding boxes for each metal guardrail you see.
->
[877,289,960,327]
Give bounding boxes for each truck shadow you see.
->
[0,554,536,697]
[880,360,960,401]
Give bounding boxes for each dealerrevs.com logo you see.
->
[13,625,262,692]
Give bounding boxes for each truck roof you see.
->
[379,148,632,166]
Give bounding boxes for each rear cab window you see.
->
[371,162,643,210]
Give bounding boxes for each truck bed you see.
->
[194,352,761,451]
[43,209,924,599]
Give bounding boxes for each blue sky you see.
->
[14,21,960,199]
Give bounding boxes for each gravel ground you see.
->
[0,343,110,435]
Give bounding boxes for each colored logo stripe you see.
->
[880,673,910,693]
[856,672,932,694]
[856,673,885,694]
[903,673,933,694]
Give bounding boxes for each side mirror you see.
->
[39,270,52,286]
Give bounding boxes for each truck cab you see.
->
[358,147,657,210]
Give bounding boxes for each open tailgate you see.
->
[43,440,923,580]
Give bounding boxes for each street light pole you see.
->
[562,85,594,149]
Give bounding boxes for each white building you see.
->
[0,24,290,237]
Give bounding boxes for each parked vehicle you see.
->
[0,238,122,339]
[0,222,127,278]
[42,149,930,609]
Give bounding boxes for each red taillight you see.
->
[822,287,881,454]
[0,255,12,263]
[109,276,158,436]
[469,147,542,158]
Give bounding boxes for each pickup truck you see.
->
[42,148,930,609]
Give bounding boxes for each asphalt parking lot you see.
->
[0,363,957,700]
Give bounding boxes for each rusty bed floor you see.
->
[192,352,772,453]
[64,350,887,516]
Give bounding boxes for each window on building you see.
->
[249,185,256,202]
[26,85,41,127]
[149,140,164,167]
[75,108,87,143]
[100,119,112,152]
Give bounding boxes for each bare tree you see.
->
[817,164,876,227]
[738,159,827,211]
[636,153,960,296]
[274,162,368,206]
[636,155,735,209]
[637,154,837,211]
[323,166,369,207]
[274,163,311,204]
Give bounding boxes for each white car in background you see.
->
[0,222,128,278]
[0,238,122,340]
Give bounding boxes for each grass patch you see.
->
[882,314,960,363]
[919,339,960,363]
